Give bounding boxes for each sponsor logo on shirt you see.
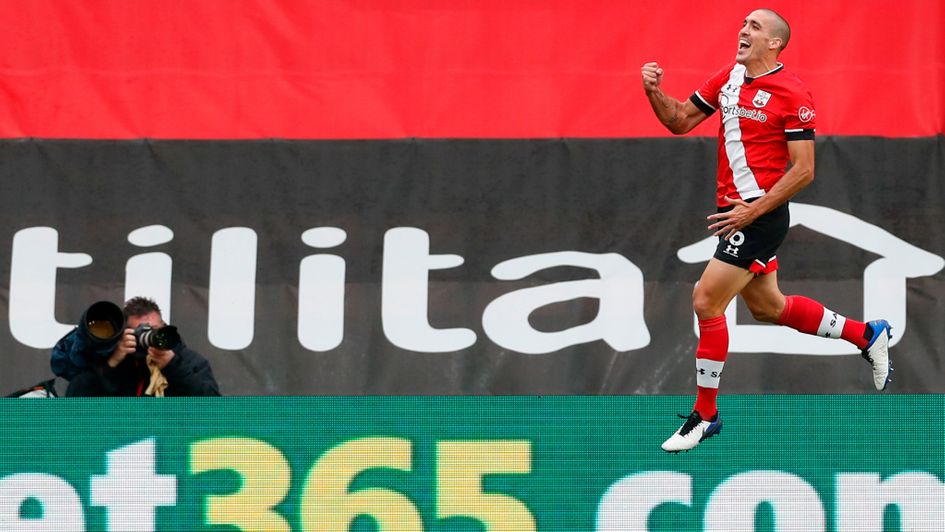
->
[798,106,815,123]
[721,105,768,122]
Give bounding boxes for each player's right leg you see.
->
[662,259,752,453]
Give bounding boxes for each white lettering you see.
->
[704,470,824,532]
[595,471,691,531]
[482,252,649,354]
[298,227,347,351]
[0,473,85,531]
[90,439,176,532]
[208,227,257,350]
[722,105,768,122]
[381,228,476,352]
[9,227,92,348]
[837,472,945,532]
[125,225,174,321]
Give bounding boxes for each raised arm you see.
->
[641,62,709,135]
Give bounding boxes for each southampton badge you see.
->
[752,89,771,108]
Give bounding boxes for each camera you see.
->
[133,324,181,351]
[51,300,184,380]
[80,301,181,355]
[79,301,125,357]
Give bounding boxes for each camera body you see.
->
[133,324,181,351]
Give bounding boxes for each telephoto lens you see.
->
[78,301,125,355]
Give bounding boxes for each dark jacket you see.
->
[64,342,220,397]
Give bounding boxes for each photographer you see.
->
[53,297,220,397]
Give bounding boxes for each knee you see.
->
[745,299,783,323]
[692,286,726,319]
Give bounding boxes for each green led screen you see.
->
[1,395,942,531]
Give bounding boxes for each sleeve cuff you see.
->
[689,93,716,116]
[786,129,815,141]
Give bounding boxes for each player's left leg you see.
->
[740,271,893,390]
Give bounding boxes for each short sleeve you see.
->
[784,85,816,141]
[690,65,732,116]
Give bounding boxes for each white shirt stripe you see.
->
[722,64,764,200]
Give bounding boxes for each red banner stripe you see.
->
[1,0,942,139]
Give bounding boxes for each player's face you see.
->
[736,10,775,64]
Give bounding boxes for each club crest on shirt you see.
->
[752,90,771,108]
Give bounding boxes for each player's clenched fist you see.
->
[641,62,664,93]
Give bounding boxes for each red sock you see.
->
[694,315,728,420]
[778,295,869,349]
[842,321,869,349]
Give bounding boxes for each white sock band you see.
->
[696,359,725,389]
[817,308,847,339]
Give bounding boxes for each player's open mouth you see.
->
[738,40,751,51]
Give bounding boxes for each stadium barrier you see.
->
[1,395,942,531]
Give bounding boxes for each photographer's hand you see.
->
[148,347,176,370]
[107,329,137,368]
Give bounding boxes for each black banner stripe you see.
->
[1,137,943,395]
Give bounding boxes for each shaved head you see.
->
[759,8,791,52]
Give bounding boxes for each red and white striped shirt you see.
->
[690,62,816,207]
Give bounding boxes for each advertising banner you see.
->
[0,395,942,531]
[1,138,944,395]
